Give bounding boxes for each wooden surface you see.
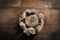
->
[0,0,60,40]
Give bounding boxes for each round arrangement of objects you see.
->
[19,9,44,35]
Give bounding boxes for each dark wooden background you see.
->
[0,0,60,40]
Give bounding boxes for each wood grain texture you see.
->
[0,0,60,40]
